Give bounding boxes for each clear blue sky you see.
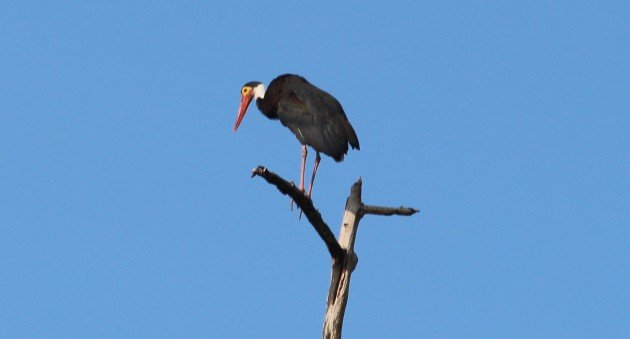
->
[2,1,628,338]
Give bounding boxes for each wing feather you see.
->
[272,75,360,161]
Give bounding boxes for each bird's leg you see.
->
[291,145,308,211]
[299,151,320,219]
[299,145,307,193]
[307,152,321,198]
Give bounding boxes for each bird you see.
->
[233,73,360,199]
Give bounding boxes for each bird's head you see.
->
[233,81,265,131]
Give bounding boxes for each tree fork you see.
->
[251,166,418,339]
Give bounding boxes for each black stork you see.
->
[233,74,360,198]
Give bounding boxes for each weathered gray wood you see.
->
[323,180,362,339]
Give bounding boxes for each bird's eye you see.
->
[242,87,249,94]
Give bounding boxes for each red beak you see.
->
[233,93,253,131]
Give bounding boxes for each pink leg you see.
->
[307,152,321,198]
[299,145,307,192]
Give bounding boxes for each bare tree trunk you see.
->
[251,167,418,338]
[322,181,360,338]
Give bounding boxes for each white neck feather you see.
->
[253,83,266,99]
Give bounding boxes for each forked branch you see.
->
[251,166,418,339]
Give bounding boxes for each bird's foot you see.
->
[288,182,306,212]
[298,191,312,220]
[290,190,307,213]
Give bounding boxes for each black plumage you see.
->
[256,74,360,161]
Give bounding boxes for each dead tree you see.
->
[251,166,418,339]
